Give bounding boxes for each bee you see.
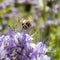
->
[21,16,33,30]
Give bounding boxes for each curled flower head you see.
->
[0,30,50,60]
[36,42,47,55]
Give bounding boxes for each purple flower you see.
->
[0,31,50,60]
[17,0,26,4]
[36,42,47,55]
[37,54,51,60]
[3,0,14,6]
[0,3,6,9]
[28,0,38,5]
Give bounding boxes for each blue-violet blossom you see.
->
[0,31,50,60]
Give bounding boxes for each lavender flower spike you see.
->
[0,31,50,60]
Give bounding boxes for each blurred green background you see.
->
[0,0,60,60]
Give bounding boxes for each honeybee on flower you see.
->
[22,16,33,29]
[18,16,33,30]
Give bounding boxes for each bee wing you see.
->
[28,16,33,22]
[17,16,33,23]
[17,16,25,23]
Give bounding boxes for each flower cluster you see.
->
[0,30,50,60]
[0,0,14,9]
